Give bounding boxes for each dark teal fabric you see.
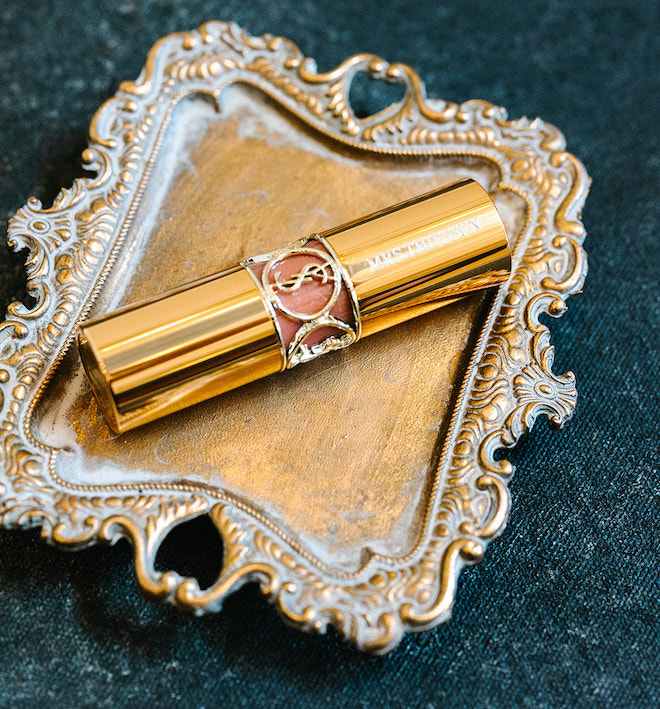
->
[0,1,658,706]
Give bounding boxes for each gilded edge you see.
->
[0,21,589,653]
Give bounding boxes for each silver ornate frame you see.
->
[0,22,589,653]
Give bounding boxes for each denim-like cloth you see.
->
[0,1,658,707]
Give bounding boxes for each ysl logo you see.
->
[262,247,343,322]
[272,258,337,293]
[242,239,359,368]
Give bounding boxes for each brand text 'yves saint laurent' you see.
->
[367,217,481,272]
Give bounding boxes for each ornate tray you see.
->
[0,22,589,653]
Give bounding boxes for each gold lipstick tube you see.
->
[77,178,511,433]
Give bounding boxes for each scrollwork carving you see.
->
[0,21,588,653]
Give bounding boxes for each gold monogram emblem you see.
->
[264,248,341,322]
[243,239,360,367]
[271,258,336,292]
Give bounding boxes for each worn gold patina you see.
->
[0,22,588,653]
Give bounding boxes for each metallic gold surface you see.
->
[326,178,510,336]
[0,22,589,654]
[78,179,510,432]
[51,96,496,567]
[78,267,282,432]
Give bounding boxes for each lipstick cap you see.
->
[77,178,510,432]
[324,178,510,337]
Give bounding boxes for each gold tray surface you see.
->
[0,22,589,653]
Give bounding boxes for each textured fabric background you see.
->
[0,1,658,707]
